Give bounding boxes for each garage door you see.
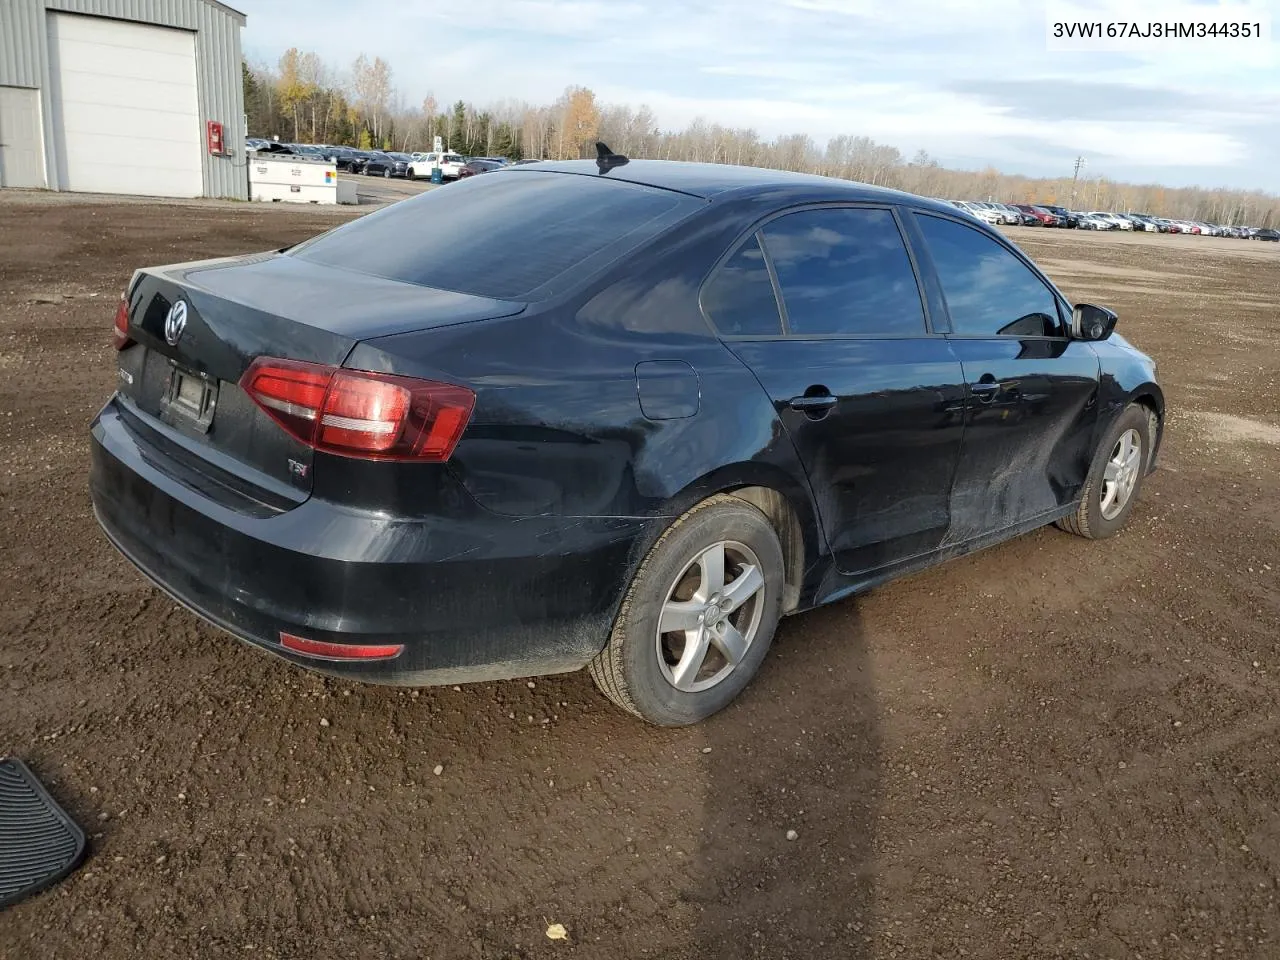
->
[47,13,203,198]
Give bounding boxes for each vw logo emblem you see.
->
[164,300,188,347]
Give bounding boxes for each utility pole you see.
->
[1070,155,1086,207]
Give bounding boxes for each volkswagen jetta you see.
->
[90,147,1164,726]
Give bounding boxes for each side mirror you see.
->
[1071,303,1118,341]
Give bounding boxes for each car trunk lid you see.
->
[114,252,524,503]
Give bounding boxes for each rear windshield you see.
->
[289,170,699,301]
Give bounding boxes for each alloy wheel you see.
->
[655,540,766,693]
[1100,428,1142,520]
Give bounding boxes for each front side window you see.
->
[759,207,926,337]
[914,214,1063,337]
[701,233,783,336]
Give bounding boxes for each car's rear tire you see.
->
[1057,403,1152,540]
[588,494,785,726]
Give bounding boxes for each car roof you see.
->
[513,158,959,213]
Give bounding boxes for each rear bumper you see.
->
[89,399,655,686]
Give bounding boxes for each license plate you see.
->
[166,366,217,431]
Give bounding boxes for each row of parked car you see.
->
[244,139,543,181]
[941,199,1279,240]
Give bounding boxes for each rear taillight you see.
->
[240,357,475,462]
[112,294,133,350]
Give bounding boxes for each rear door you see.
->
[705,205,968,576]
[909,211,1100,543]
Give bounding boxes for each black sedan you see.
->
[1254,228,1279,241]
[457,158,505,179]
[325,146,365,174]
[91,149,1165,726]
[363,152,411,177]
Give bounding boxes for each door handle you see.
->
[788,394,838,411]
[788,392,838,420]
[969,382,999,396]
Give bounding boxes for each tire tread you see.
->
[1056,403,1149,540]
[587,494,749,720]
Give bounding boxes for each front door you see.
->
[704,205,968,576]
[0,87,46,189]
[910,211,1100,543]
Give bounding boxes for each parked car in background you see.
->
[1088,212,1133,231]
[1077,213,1115,230]
[989,203,1030,225]
[457,158,506,179]
[1253,228,1279,241]
[325,146,364,173]
[951,201,1004,225]
[349,150,376,174]
[1012,204,1057,226]
[363,152,412,178]
[1040,205,1079,228]
[93,155,1164,726]
[408,152,467,180]
[514,158,544,165]
[973,202,1019,225]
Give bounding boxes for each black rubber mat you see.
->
[0,757,87,909]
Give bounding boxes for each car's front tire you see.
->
[1057,403,1153,539]
[588,495,785,726]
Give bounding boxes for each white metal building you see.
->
[0,0,247,199]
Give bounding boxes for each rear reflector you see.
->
[112,294,132,350]
[280,633,404,661]
[240,357,475,462]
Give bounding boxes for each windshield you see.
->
[289,170,701,301]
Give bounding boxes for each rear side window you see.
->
[759,207,926,337]
[289,171,696,301]
[701,234,783,336]
[914,214,1063,337]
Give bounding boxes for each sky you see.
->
[235,0,1280,192]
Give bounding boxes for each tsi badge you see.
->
[164,300,188,347]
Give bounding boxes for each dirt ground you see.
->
[1,191,1278,960]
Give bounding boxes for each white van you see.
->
[407,152,467,180]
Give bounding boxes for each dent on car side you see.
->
[1090,333,1166,465]
[343,196,831,611]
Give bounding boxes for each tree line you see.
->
[243,52,1279,227]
